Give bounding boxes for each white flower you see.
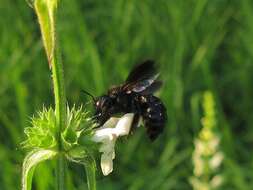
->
[211,175,223,188]
[92,113,134,175]
[209,152,224,170]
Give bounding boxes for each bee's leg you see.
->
[141,96,167,141]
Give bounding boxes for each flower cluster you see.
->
[190,91,224,190]
[22,105,98,190]
[23,107,57,149]
[23,106,95,152]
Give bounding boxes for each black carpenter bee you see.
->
[83,60,167,141]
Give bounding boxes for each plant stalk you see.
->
[85,159,97,190]
[50,6,66,190]
[34,1,96,189]
[56,153,66,190]
[51,46,66,133]
[51,27,67,190]
[51,45,67,189]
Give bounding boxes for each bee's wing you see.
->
[123,60,162,95]
[125,60,157,83]
[132,80,163,95]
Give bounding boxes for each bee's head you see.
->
[81,90,114,126]
[94,95,113,126]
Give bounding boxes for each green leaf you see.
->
[22,149,58,190]
[34,0,58,65]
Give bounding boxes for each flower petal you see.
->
[99,137,116,153]
[101,152,114,176]
[114,113,134,136]
[92,113,135,176]
[92,128,115,142]
[100,138,116,176]
[102,117,120,129]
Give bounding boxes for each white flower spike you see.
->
[92,113,134,176]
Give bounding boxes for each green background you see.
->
[1,0,253,189]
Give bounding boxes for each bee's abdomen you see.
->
[139,95,167,140]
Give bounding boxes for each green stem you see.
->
[51,23,67,190]
[52,47,66,133]
[84,159,97,190]
[50,7,66,190]
[56,153,66,190]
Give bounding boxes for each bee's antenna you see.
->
[81,90,96,102]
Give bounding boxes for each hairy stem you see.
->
[42,2,66,190]
[51,14,67,190]
[51,43,66,142]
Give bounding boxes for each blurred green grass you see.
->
[0,0,253,189]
